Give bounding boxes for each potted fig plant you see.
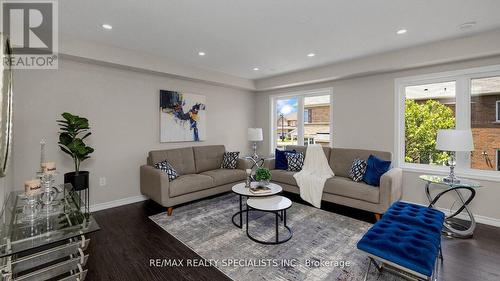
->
[58,112,94,191]
[255,167,272,187]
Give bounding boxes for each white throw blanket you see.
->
[293,144,335,208]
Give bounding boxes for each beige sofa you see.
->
[140,145,249,215]
[265,145,402,218]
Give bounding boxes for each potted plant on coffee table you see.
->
[255,167,272,187]
[58,112,94,191]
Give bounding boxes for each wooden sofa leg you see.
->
[374,213,381,221]
[167,207,173,216]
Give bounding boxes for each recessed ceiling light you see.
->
[102,24,113,30]
[459,21,477,31]
[396,29,407,35]
[307,53,315,57]
[253,67,259,71]
[198,51,206,56]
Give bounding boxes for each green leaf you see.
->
[57,112,94,170]
[59,145,74,156]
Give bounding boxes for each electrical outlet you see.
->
[99,177,106,186]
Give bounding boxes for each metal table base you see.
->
[245,207,292,245]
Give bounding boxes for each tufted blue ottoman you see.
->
[357,201,445,281]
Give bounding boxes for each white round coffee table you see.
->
[231,182,282,228]
[246,195,293,245]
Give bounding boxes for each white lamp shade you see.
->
[436,129,474,152]
[248,128,263,142]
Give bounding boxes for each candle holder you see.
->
[22,193,40,222]
[22,179,41,222]
[40,172,58,212]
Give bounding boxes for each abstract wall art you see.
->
[160,90,207,142]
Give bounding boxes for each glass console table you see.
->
[420,175,480,239]
[0,184,100,280]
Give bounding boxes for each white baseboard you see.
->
[401,200,500,228]
[90,195,148,212]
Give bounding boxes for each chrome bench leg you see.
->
[363,257,382,281]
[362,258,372,281]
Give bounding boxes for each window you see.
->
[497,100,500,122]
[304,137,315,145]
[271,89,333,151]
[404,81,456,165]
[497,150,500,171]
[304,109,311,123]
[303,95,331,147]
[471,76,500,171]
[275,97,298,149]
[395,65,500,180]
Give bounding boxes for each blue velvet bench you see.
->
[357,201,445,281]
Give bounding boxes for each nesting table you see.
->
[231,182,282,228]
[246,196,293,245]
[231,182,293,244]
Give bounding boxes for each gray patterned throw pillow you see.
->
[221,152,240,169]
[286,152,305,172]
[349,158,367,182]
[154,160,178,182]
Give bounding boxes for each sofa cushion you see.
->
[324,176,380,204]
[270,170,297,186]
[169,174,215,197]
[193,145,225,173]
[201,169,246,186]
[275,149,296,170]
[285,145,331,162]
[330,148,391,178]
[148,147,196,175]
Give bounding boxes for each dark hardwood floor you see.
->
[86,192,500,281]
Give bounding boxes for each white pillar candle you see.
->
[25,179,41,196]
[41,162,56,174]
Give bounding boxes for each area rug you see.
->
[149,193,402,281]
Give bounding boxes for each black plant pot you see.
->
[64,171,89,191]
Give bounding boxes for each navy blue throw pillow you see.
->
[275,149,296,170]
[363,155,391,187]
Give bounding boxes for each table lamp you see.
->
[436,129,474,183]
[248,128,263,159]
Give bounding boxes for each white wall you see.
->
[12,58,255,206]
[256,55,500,224]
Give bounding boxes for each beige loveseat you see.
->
[140,145,248,215]
[265,145,402,218]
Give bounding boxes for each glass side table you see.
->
[0,183,100,280]
[419,175,480,239]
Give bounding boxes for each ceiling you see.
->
[59,0,500,80]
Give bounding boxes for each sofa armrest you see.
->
[140,165,170,205]
[263,158,275,169]
[379,167,403,212]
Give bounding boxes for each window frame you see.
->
[496,100,500,123]
[269,88,333,153]
[395,64,500,182]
